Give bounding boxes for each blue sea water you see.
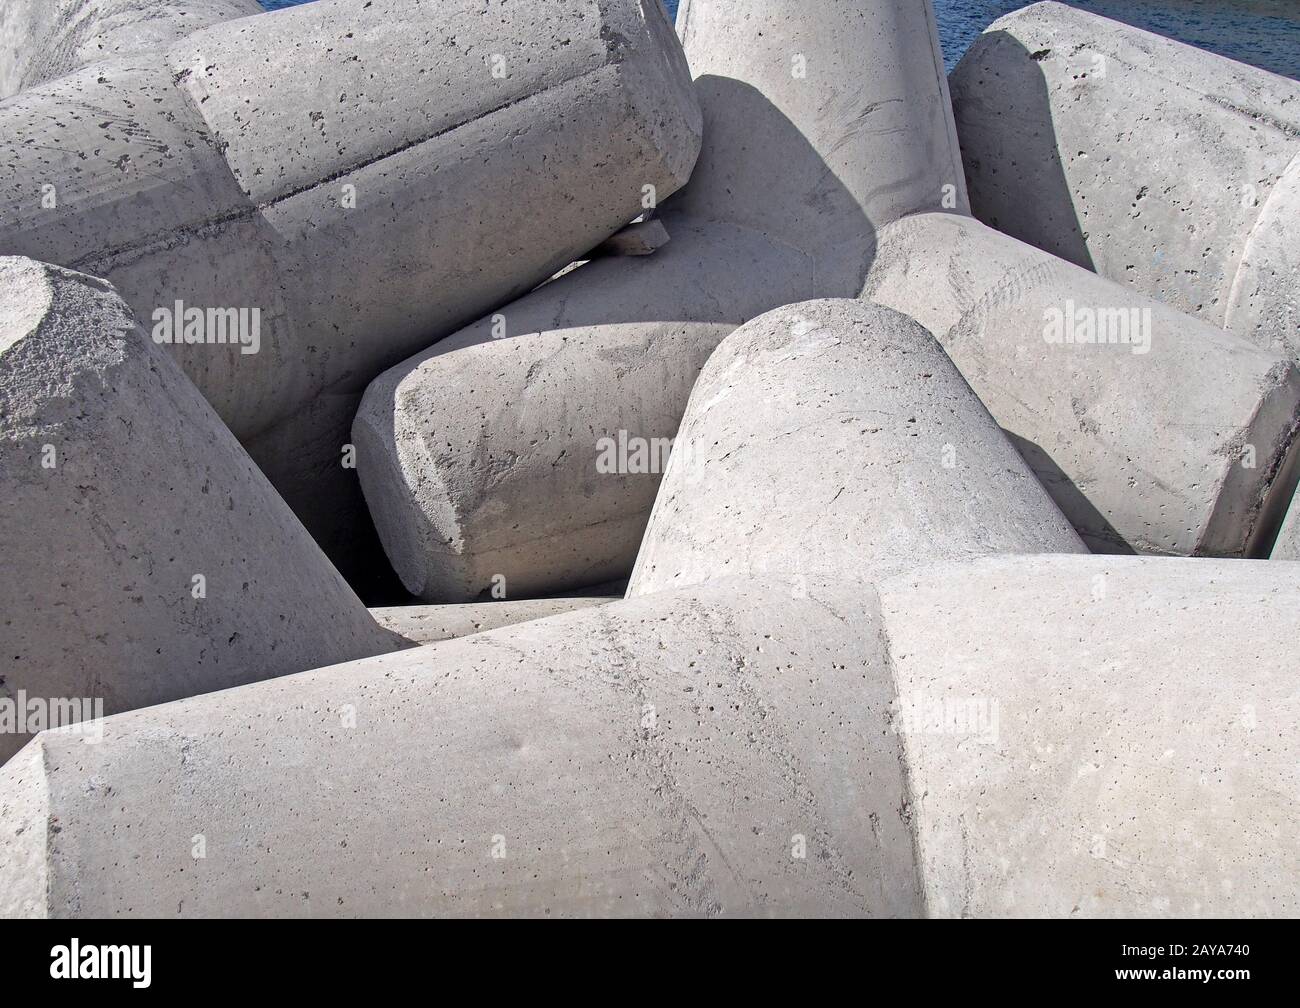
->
[260,1,1298,80]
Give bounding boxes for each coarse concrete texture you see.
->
[627,300,1085,598]
[950,1,1300,353]
[0,0,702,581]
[0,0,261,100]
[0,580,922,918]
[356,0,969,602]
[370,594,619,645]
[863,213,1300,558]
[6,556,1294,918]
[0,257,405,766]
[879,554,1300,918]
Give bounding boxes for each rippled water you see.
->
[260,1,1297,79]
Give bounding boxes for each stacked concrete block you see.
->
[0,0,261,100]
[863,213,1300,557]
[628,300,1085,597]
[951,1,1300,357]
[0,581,920,918]
[0,0,703,580]
[5,556,1295,918]
[355,0,969,601]
[0,257,403,765]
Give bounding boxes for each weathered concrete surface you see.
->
[355,220,816,601]
[356,0,969,601]
[6,556,1294,918]
[628,300,1085,597]
[863,214,1300,557]
[0,0,702,579]
[951,1,1300,353]
[0,0,260,99]
[371,595,617,645]
[0,257,404,765]
[881,555,1300,918]
[0,581,921,918]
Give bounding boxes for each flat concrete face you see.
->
[0,0,702,575]
[0,0,261,99]
[951,1,1300,350]
[355,0,970,602]
[863,213,1300,558]
[627,300,1085,598]
[0,581,921,919]
[370,596,618,646]
[880,555,1300,918]
[355,217,816,602]
[0,257,404,765]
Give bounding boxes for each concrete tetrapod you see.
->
[0,0,260,99]
[355,0,969,601]
[863,213,1300,557]
[627,300,1086,598]
[0,580,920,918]
[5,556,1294,918]
[950,1,1300,355]
[0,0,702,582]
[880,555,1300,918]
[0,257,404,766]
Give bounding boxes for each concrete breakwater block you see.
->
[370,594,619,646]
[880,555,1300,918]
[863,213,1300,558]
[0,580,921,918]
[0,257,404,766]
[951,1,1300,357]
[0,0,702,576]
[355,0,970,602]
[5,556,1295,918]
[627,300,1085,598]
[0,0,260,100]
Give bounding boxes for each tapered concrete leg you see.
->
[1270,489,1300,560]
[0,257,403,765]
[355,219,816,601]
[355,0,970,601]
[627,300,1085,597]
[880,555,1300,918]
[0,581,920,919]
[0,0,260,99]
[951,1,1300,350]
[370,595,619,646]
[0,0,702,575]
[863,213,1300,557]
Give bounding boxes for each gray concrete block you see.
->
[863,213,1300,557]
[0,0,702,574]
[0,0,260,99]
[355,0,970,601]
[951,1,1300,354]
[371,595,619,646]
[879,554,1300,918]
[0,257,404,765]
[0,580,919,918]
[627,300,1085,597]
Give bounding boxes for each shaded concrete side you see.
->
[0,257,403,765]
[951,1,1300,339]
